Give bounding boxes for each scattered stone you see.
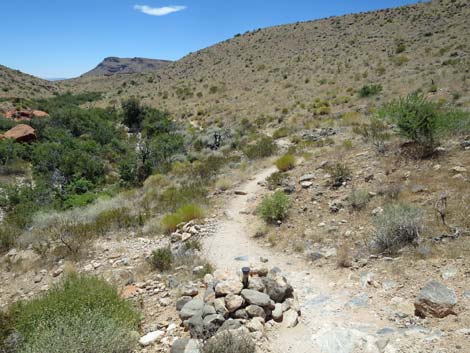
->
[246,317,265,332]
[300,181,314,188]
[299,174,315,182]
[441,265,458,280]
[451,166,467,173]
[283,309,299,328]
[139,330,165,346]
[181,285,199,297]
[234,190,247,195]
[414,280,457,318]
[272,303,283,322]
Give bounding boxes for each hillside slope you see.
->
[0,65,57,99]
[61,0,469,127]
[81,57,172,77]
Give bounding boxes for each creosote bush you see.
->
[258,190,291,223]
[8,274,140,353]
[243,136,277,159]
[348,189,370,210]
[275,154,296,172]
[150,247,174,271]
[372,203,423,254]
[358,84,383,97]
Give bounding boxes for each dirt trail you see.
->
[203,166,398,353]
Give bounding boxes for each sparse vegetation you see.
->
[258,190,291,223]
[372,203,423,254]
[275,154,296,172]
[348,189,370,210]
[150,247,174,271]
[358,84,382,97]
[325,162,351,187]
[243,136,277,159]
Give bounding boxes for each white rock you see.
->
[139,330,165,346]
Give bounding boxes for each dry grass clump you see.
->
[202,330,255,353]
[372,203,423,254]
[348,189,370,210]
[161,204,204,233]
[275,154,296,172]
[337,241,352,268]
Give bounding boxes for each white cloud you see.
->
[134,4,186,16]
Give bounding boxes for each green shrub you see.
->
[325,162,351,187]
[161,213,183,233]
[258,190,291,223]
[272,127,290,139]
[342,140,353,149]
[0,225,19,253]
[380,93,441,156]
[266,171,287,190]
[358,84,382,97]
[352,119,390,153]
[275,154,296,172]
[244,136,277,159]
[177,204,204,223]
[9,274,140,353]
[150,247,173,271]
[348,189,370,210]
[372,203,423,254]
[0,311,14,350]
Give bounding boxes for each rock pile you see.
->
[176,267,300,341]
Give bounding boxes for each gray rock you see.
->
[139,330,165,346]
[170,338,189,353]
[214,298,229,318]
[272,303,283,322]
[441,265,458,280]
[299,174,315,182]
[218,319,243,332]
[415,280,457,318]
[262,275,293,303]
[181,285,198,297]
[203,314,226,331]
[204,287,216,304]
[246,305,266,319]
[283,309,299,328]
[176,296,193,311]
[247,277,265,292]
[203,304,217,317]
[187,314,204,338]
[225,294,244,313]
[179,299,204,321]
[313,327,363,353]
[233,309,250,319]
[246,317,265,332]
[215,279,243,296]
[241,289,273,308]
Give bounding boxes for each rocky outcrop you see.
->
[0,124,36,142]
[3,109,48,121]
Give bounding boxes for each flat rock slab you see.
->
[415,280,457,318]
[241,289,273,308]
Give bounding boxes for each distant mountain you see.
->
[81,57,172,77]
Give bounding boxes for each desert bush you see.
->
[215,178,232,191]
[0,225,19,253]
[150,247,173,271]
[337,241,352,268]
[159,183,208,212]
[266,171,287,190]
[258,190,291,223]
[0,311,14,351]
[342,140,353,149]
[272,127,290,139]
[275,154,296,172]
[243,136,277,159]
[372,203,423,254]
[161,204,203,233]
[9,274,140,353]
[348,189,370,210]
[358,84,382,97]
[378,183,402,201]
[380,93,440,156]
[202,330,255,353]
[325,162,351,187]
[352,119,390,153]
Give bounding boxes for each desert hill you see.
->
[58,0,469,127]
[81,57,172,77]
[0,65,58,99]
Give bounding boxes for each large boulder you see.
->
[0,124,36,142]
[262,274,293,303]
[245,305,266,319]
[414,281,457,318]
[241,289,273,308]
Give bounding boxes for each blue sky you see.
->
[0,0,421,78]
